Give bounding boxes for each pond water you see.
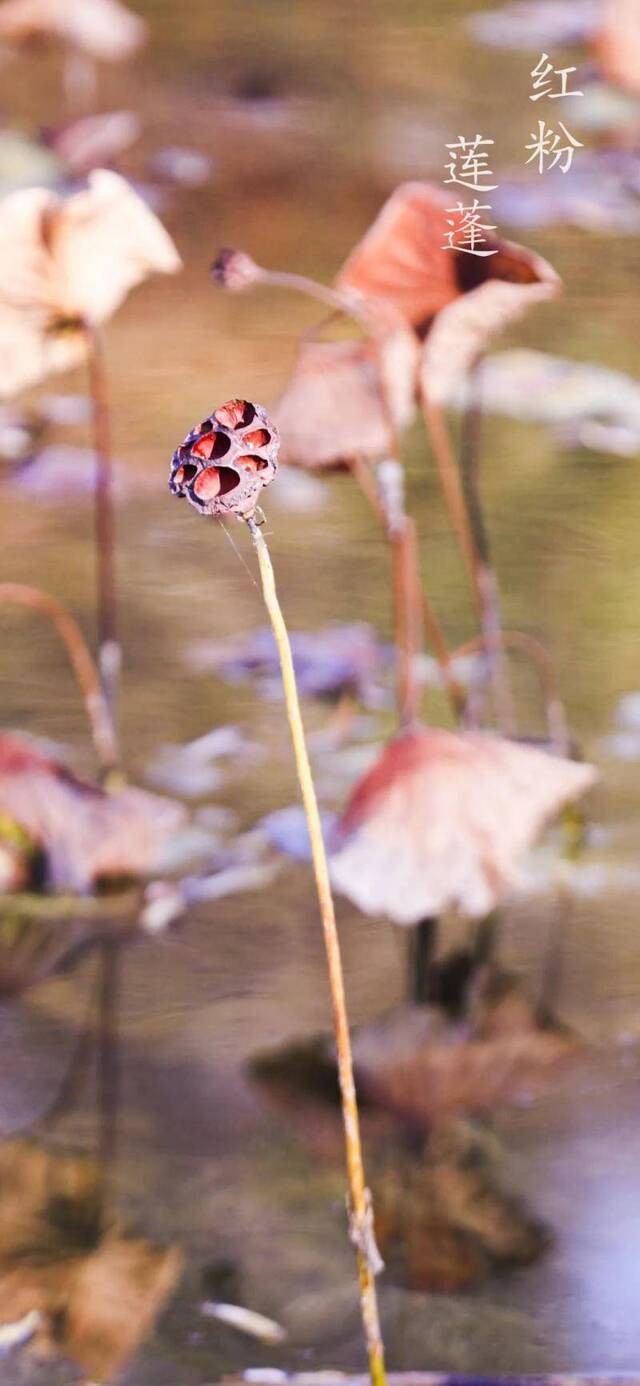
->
[1,0,640,1380]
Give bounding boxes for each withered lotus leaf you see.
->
[337,181,562,368]
[0,734,185,893]
[0,1140,181,1380]
[337,183,461,331]
[0,0,147,61]
[375,1119,552,1289]
[329,726,597,924]
[169,400,279,518]
[351,995,580,1127]
[421,242,561,405]
[0,170,181,399]
[272,326,418,469]
[597,0,640,94]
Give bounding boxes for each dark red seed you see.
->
[192,466,221,500]
[192,430,231,461]
[215,399,256,430]
[192,465,241,500]
[238,454,269,472]
[242,428,271,448]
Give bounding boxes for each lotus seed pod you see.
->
[169,400,279,519]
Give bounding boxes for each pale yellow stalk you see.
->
[246,516,386,1386]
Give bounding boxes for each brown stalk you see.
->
[0,582,119,772]
[222,261,463,723]
[349,456,465,721]
[420,384,515,733]
[246,517,386,1386]
[451,629,570,756]
[84,322,120,725]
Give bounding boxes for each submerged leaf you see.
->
[351,990,580,1126]
[185,622,389,703]
[0,1140,180,1379]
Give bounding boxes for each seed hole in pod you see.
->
[192,465,240,502]
[215,399,256,430]
[238,454,269,472]
[192,430,232,461]
[199,417,214,434]
[177,462,198,483]
[242,428,271,448]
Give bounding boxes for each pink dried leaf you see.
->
[0,734,185,894]
[596,0,640,95]
[421,244,560,405]
[0,0,147,61]
[337,181,562,362]
[329,726,597,925]
[337,182,461,331]
[272,326,418,469]
[0,170,181,398]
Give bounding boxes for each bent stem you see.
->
[245,516,386,1386]
[451,630,570,755]
[420,386,515,734]
[84,323,120,727]
[0,582,119,773]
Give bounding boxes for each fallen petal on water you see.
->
[150,146,214,187]
[201,1301,287,1344]
[0,1308,42,1356]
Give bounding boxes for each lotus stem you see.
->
[408,918,436,1005]
[254,267,373,332]
[245,516,386,1386]
[348,457,465,722]
[459,362,491,568]
[97,940,121,1172]
[0,582,119,773]
[85,323,120,726]
[219,260,463,724]
[451,629,570,755]
[419,386,516,735]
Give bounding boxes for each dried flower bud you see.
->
[169,400,279,519]
[210,248,264,292]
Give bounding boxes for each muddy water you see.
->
[1,0,640,1380]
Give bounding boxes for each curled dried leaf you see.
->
[420,244,561,405]
[0,0,147,61]
[338,181,562,373]
[0,170,181,398]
